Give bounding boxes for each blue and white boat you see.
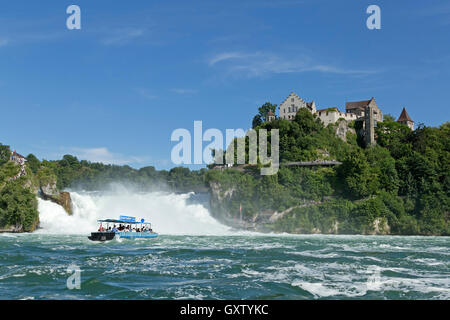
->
[88,215,158,241]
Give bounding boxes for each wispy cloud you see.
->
[170,88,198,94]
[207,51,379,78]
[0,32,64,47]
[208,52,251,66]
[69,147,148,166]
[100,28,145,46]
[134,88,158,100]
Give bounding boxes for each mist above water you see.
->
[37,186,232,236]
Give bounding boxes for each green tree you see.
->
[258,102,277,121]
[338,149,379,199]
[384,114,396,122]
[0,181,39,232]
[252,114,262,128]
[26,154,41,174]
[0,143,11,167]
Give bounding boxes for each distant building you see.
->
[316,107,359,126]
[273,92,387,147]
[279,92,316,120]
[277,92,378,127]
[345,97,383,124]
[397,107,414,130]
[10,150,27,164]
[266,110,275,122]
[271,92,415,147]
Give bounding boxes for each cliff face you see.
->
[40,189,73,216]
[208,180,391,235]
[209,181,251,230]
[208,181,276,232]
[0,160,73,233]
[38,178,73,215]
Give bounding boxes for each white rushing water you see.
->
[37,187,232,236]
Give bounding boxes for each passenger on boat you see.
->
[98,224,104,232]
[112,225,118,232]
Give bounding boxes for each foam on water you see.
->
[37,188,232,236]
[0,232,449,299]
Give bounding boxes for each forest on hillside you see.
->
[207,108,449,235]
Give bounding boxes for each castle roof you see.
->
[397,107,413,122]
[345,99,371,110]
[279,92,306,107]
[267,111,275,116]
[317,107,339,113]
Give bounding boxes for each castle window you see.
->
[291,98,294,102]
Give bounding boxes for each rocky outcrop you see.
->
[371,218,390,235]
[40,180,58,196]
[36,170,73,215]
[39,187,73,215]
[335,120,356,141]
[208,180,393,235]
[0,224,24,233]
[0,214,39,234]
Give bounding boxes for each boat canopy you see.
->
[97,218,152,225]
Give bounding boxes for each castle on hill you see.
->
[273,92,414,146]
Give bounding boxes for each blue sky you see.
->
[0,0,449,170]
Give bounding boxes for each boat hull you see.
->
[88,232,116,242]
[116,232,158,239]
[88,232,158,241]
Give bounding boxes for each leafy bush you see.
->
[0,181,39,232]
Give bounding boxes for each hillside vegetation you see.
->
[0,144,39,232]
[206,109,449,235]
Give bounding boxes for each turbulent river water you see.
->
[0,189,448,300]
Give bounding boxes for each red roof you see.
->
[345,100,371,110]
[397,107,413,122]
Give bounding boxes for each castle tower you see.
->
[365,104,376,147]
[279,92,315,120]
[397,107,414,130]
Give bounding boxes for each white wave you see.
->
[37,189,232,236]
[291,281,368,298]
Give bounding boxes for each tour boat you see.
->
[88,215,158,241]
